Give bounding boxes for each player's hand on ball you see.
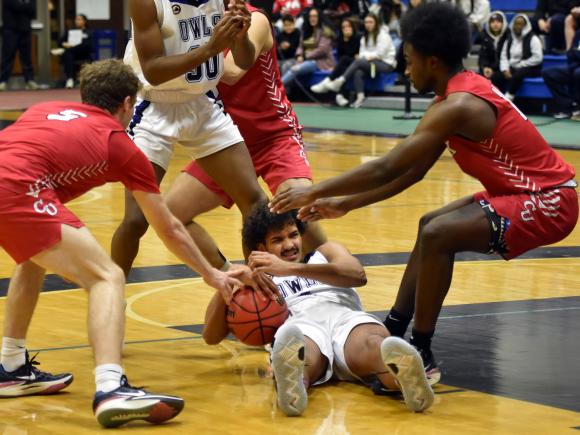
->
[298,197,348,222]
[204,269,243,304]
[252,271,282,303]
[269,185,315,213]
[227,264,279,301]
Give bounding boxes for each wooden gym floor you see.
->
[0,107,579,434]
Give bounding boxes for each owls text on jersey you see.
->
[124,0,225,98]
[272,251,364,311]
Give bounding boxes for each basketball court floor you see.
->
[0,97,579,434]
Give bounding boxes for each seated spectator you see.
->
[310,17,360,104]
[272,0,311,30]
[277,14,302,76]
[565,6,580,50]
[324,13,397,108]
[533,0,580,53]
[379,0,406,49]
[497,14,543,101]
[478,11,508,81]
[454,0,490,35]
[281,8,335,93]
[51,14,93,88]
[542,29,580,119]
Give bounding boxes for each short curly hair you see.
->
[401,2,470,68]
[80,59,141,113]
[242,201,306,252]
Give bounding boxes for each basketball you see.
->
[227,287,289,346]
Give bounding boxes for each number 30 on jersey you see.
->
[186,46,220,83]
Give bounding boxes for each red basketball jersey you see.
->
[0,101,159,203]
[217,6,303,148]
[442,71,575,196]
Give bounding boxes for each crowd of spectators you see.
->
[273,0,580,115]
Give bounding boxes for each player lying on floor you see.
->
[202,202,434,416]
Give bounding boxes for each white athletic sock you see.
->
[1,337,26,372]
[220,260,232,271]
[95,364,123,393]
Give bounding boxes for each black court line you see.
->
[2,245,580,296]
[572,426,580,430]
[170,296,580,413]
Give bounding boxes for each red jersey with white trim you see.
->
[216,6,303,148]
[442,71,575,195]
[0,102,159,203]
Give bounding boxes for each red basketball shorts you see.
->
[0,188,84,263]
[474,186,578,260]
[184,135,312,208]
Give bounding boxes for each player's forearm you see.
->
[289,262,367,288]
[156,216,216,280]
[230,34,256,70]
[203,292,230,344]
[141,45,217,86]
[310,157,398,201]
[340,167,427,212]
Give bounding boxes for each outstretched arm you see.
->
[129,0,243,85]
[133,191,243,302]
[269,95,481,213]
[298,145,445,221]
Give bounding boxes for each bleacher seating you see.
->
[306,70,398,93]
[490,0,536,12]
[517,54,566,99]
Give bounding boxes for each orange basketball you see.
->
[227,287,289,346]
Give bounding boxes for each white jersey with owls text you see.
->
[124,0,225,98]
[273,250,364,312]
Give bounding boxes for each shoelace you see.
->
[119,375,146,392]
[23,352,44,376]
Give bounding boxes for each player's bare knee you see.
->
[363,334,384,361]
[420,218,451,249]
[418,212,436,231]
[239,190,268,218]
[92,263,126,290]
[121,211,149,238]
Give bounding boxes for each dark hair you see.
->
[401,2,470,68]
[80,59,141,113]
[282,14,295,23]
[78,14,89,26]
[302,7,323,40]
[242,201,306,252]
[340,17,356,40]
[363,13,381,46]
[380,0,403,23]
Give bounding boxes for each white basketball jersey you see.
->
[124,0,225,96]
[273,251,364,312]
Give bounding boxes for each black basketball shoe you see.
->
[93,375,184,428]
[0,352,73,397]
[419,347,441,386]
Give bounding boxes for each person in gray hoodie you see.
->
[478,11,508,82]
[497,14,543,101]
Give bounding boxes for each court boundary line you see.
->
[2,247,580,297]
